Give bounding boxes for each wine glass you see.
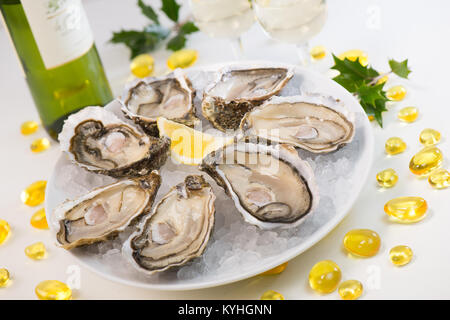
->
[189,0,255,60]
[253,0,328,65]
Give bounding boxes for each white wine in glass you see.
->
[254,0,327,64]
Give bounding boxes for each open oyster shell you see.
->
[59,106,169,178]
[123,175,216,275]
[202,64,294,132]
[54,171,161,250]
[240,94,355,153]
[120,68,198,136]
[200,139,319,229]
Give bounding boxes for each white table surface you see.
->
[0,0,449,300]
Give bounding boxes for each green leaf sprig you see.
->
[110,0,199,58]
[331,55,411,127]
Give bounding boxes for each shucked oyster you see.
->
[59,107,169,178]
[240,94,355,153]
[123,175,216,275]
[54,171,161,250]
[201,140,319,229]
[120,69,198,136]
[202,65,294,132]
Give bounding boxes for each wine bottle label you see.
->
[21,0,94,70]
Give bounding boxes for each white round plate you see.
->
[45,61,374,291]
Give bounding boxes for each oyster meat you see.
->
[123,175,216,275]
[202,65,294,131]
[54,171,161,250]
[201,140,318,229]
[240,94,355,153]
[59,106,169,178]
[120,68,198,136]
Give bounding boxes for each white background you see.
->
[0,0,449,299]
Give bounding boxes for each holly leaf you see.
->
[389,59,411,78]
[167,33,186,51]
[331,54,379,82]
[357,82,387,106]
[161,0,181,23]
[180,21,199,34]
[138,0,159,24]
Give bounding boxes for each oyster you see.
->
[123,175,216,275]
[202,65,294,131]
[240,94,355,153]
[200,140,318,229]
[59,106,169,178]
[120,69,198,136]
[54,171,161,250]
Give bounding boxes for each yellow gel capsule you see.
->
[368,115,375,121]
[35,280,72,300]
[398,107,418,123]
[30,208,49,229]
[376,75,388,85]
[167,49,198,70]
[409,146,443,176]
[130,53,154,78]
[21,180,47,207]
[386,85,406,101]
[310,45,326,60]
[0,220,11,245]
[21,121,38,135]
[376,168,398,188]
[0,268,10,287]
[338,280,363,300]
[25,242,47,260]
[261,290,284,300]
[309,260,342,294]
[419,128,441,146]
[343,229,381,258]
[261,262,288,276]
[384,196,428,223]
[428,169,450,189]
[338,49,368,66]
[30,138,50,153]
[389,245,413,266]
[385,137,407,155]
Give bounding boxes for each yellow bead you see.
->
[30,208,49,229]
[386,85,407,101]
[389,245,413,266]
[0,268,10,287]
[35,280,72,300]
[385,137,406,155]
[309,260,342,294]
[20,121,38,135]
[338,49,368,66]
[384,197,428,223]
[21,180,47,207]
[428,169,450,189]
[338,280,363,300]
[261,262,288,276]
[398,107,418,123]
[30,138,50,153]
[260,290,284,300]
[130,53,155,78]
[409,146,443,176]
[419,128,441,146]
[376,75,388,85]
[310,45,326,60]
[25,242,47,260]
[376,168,398,188]
[343,229,381,258]
[167,49,198,70]
[0,220,11,245]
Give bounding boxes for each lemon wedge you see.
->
[157,117,234,165]
[338,49,368,66]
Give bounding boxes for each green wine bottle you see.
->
[0,0,113,140]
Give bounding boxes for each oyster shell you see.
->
[123,175,216,275]
[240,94,355,153]
[202,65,294,131]
[120,69,198,136]
[54,171,161,250]
[200,139,318,229]
[59,106,169,178]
